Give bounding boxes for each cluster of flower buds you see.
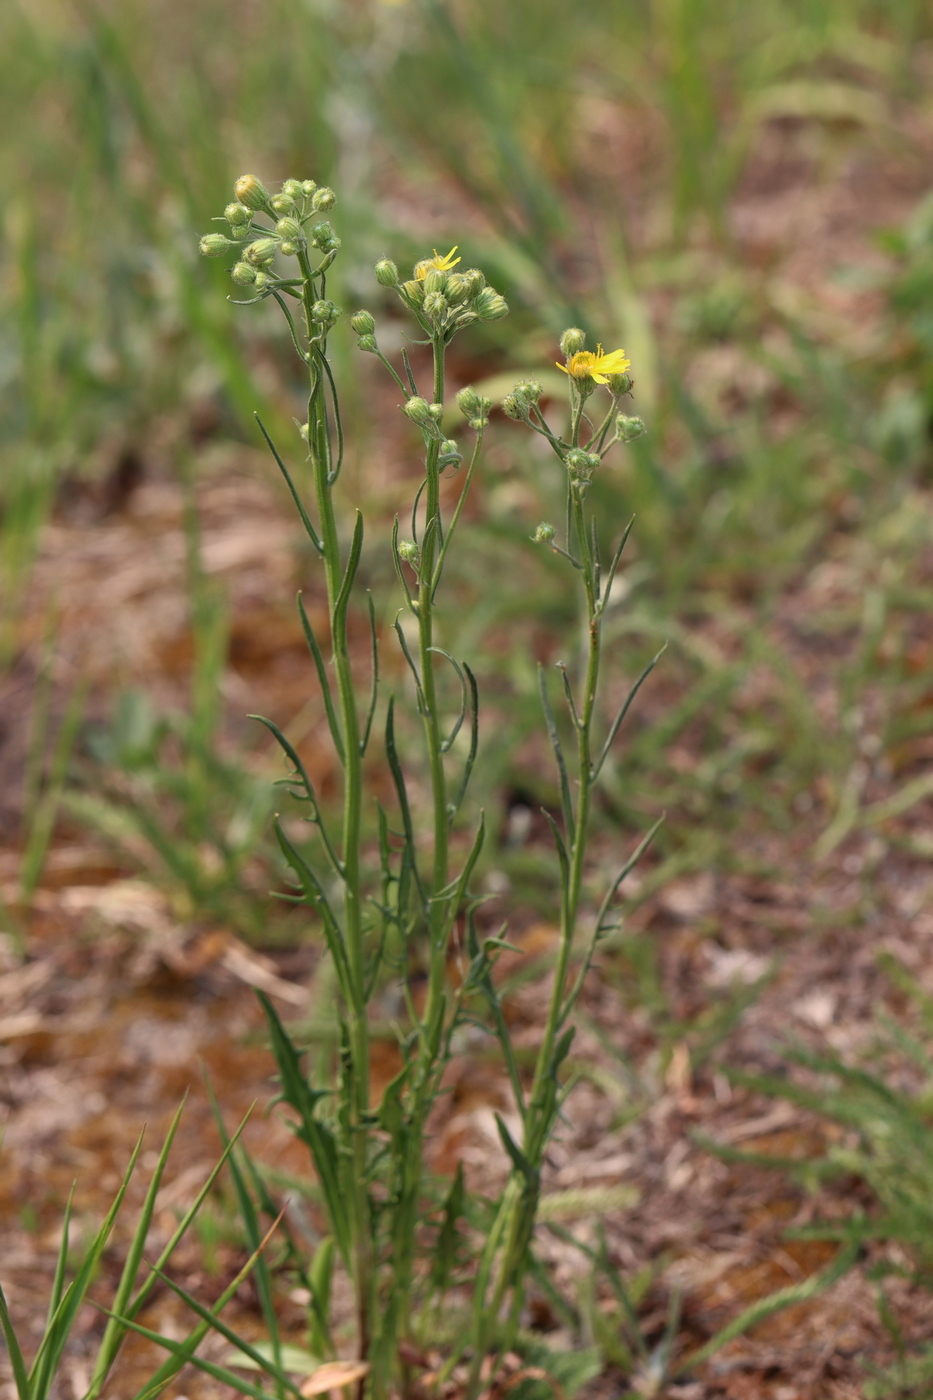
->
[400,396,462,467]
[198,174,341,296]
[456,386,494,432]
[501,380,544,422]
[361,247,508,344]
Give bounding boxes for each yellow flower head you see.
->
[557,344,631,385]
[415,246,461,280]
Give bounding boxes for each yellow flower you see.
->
[556,344,631,385]
[415,246,461,279]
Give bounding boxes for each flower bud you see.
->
[423,291,448,322]
[474,287,509,322]
[350,310,376,336]
[199,233,233,257]
[311,299,341,324]
[279,241,298,256]
[374,258,399,287]
[501,394,525,421]
[275,216,304,241]
[440,274,467,306]
[253,271,270,292]
[423,268,447,296]
[397,540,419,563]
[234,173,271,211]
[245,237,279,265]
[271,194,296,215]
[608,371,634,396]
[311,186,336,212]
[357,334,377,353]
[514,380,543,405]
[399,279,425,310]
[224,202,251,226]
[231,224,253,240]
[617,414,646,442]
[310,222,340,253]
[298,422,310,442]
[282,179,304,200]
[566,448,600,479]
[428,404,444,421]
[462,269,486,296]
[301,179,317,197]
[402,396,433,427]
[560,327,587,357]
[532,522,556,544]
[231,261,257,286]
[439,439,461,464]
[456,386,481,419]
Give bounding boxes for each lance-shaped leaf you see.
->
[255,415,323,555]
[253,715,344,877]
[297,593,345,766]
[591,645,665,782]
[538,665,575,843]
[273,817,350,990]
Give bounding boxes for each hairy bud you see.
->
[402,396,433,427]
[234,173,271,211]
[374,258,399,288]
[350,310,376,336]
[199,233,233,257]
[616,414,646,442]
[559,327,587,357]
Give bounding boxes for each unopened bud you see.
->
[350,310,376,336]
[253,271,270,292]
[501,394,525,420]
[282,179,304,200]
[224,202,251,226]
[271,194,296,215]
[423,291,448,321]
[402,396,433,427]
[532,522,556,544]
[462,269,486,296]
[357,335,377,352]
[231,224,253,241]
[310,222,340,253]
[231,261,257,286]
[234,174,271,211]
[199,233,233,257]
[428,404,444,421]
[423,269,447,295]
[514,380,542,405]
[559,327,587,357]
[245,237,279,266]
[399,279,425,310]
[301,179,317,197]
[566,448,600,479]
[616,414,646,442]
[311,186,336,212]
[608,371,634,396]
[374,258,399,287]
[298,422,310,442]
[439,439,461,463]
[445,273,471,305]
[397,539,419,563]
[311,299,341,324]
[279,241,298,256]
[275,217,303,241]
[474,287,509,322]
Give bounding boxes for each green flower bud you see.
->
[224,202,251,226]
[253,271,270,292]
[399,279,425,309]
[298,422,310,442]
[231,261,257,286]
[608,371,634,396]
[397,539,419,563]
[616,414,646,442]
[311,299,341,324]
[351,310,376,336]
[231,224,253,240]
[310,222,340,253]
[357,334,377,353]
[199,233,233,257]
[300,179,317,197]
[234,173,271,211]
[439,439,461,464]
[532,522,556,544]
[560,327,587,357]
[423,291,448,322]
[514,380,543,405]
[462,269,486,296]
[566,448,600,479]
[444,273,471,305]
[311,186,336,212]
[423,268,447,296]
[474,287,509,322]
[456,386,481,419]
[428,404,444,421]
[275,216,304,241]
[402,397,434,427]
[279,241,298,256]
[282,179,304,200]
[245,237,279,265]
[374,258,399,288]
[501,394,525,420]
[271,193,296,215]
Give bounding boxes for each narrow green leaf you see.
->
[0,1284,31,1400]
[297,594,345,766]
[255,415,323,554]
[538,665,574,844]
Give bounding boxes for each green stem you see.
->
[296,248,371,1368]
